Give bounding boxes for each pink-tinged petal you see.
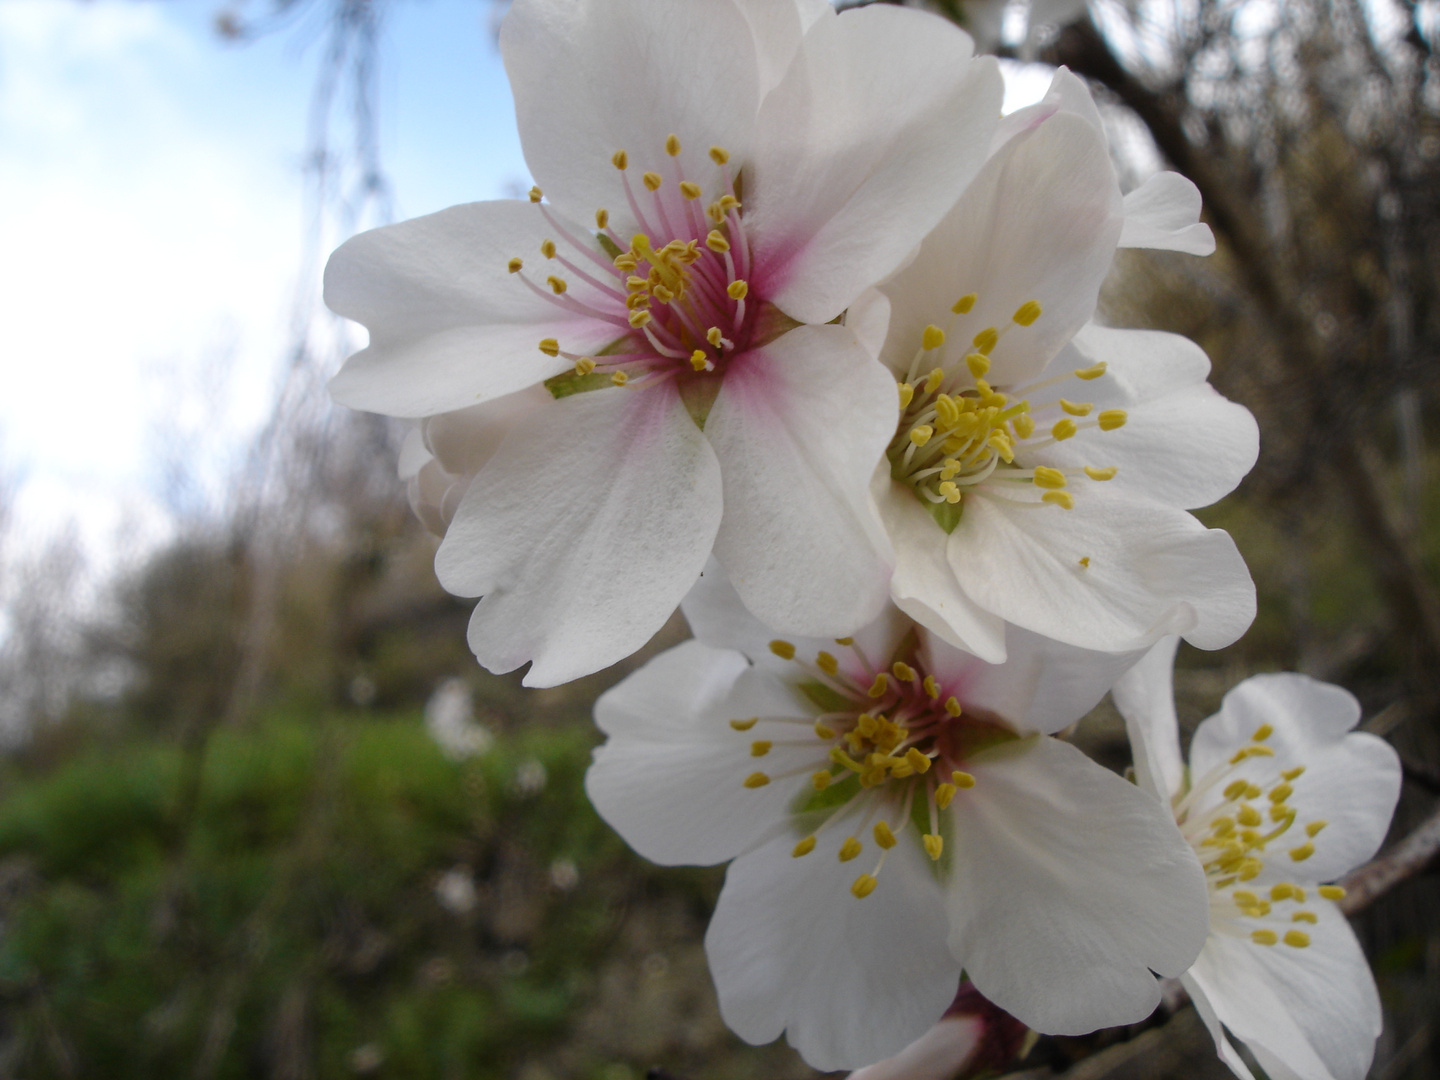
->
[707,325,895,637]
[948,736,1209,1033]
[326,201,619,417]
[747,6,1002,324]
[1187,904,1381,1080]
[1120,171,1216,255]
[874,475,1008,663]
[434,384,721,687]
[588,642,822,866]
[1022,326,1258,510]
[848,1016,984,1080]
[732,0,832,97]
[988,67,1100,154]
[706,823,958,1071]
[879,113,1122,389]
[1111,636,1188,800]
[501,0,759,232]
[1189,674,1401,882]
[924,626,1144,736]
[846,288,892,362]
[1183,972,1259,1080]
[950,485,1256,652]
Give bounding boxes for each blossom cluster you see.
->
[324,1,1401,1076]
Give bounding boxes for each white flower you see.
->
[866,69,1256,665]
[424,677,495,760]
[1114,638,1402,1080]
[325,0,1004,686]
[584,565,1208,1071]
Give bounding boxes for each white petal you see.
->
[1021,326,1258,510]
[925,626,1144,736]
[747,6,1002,324]
[879,113,1122,389]
[1183,971,1259,1080]
[435,384,721,686]
[732,0,831,97]
[947,736,1209,1033]
[1120,171,1217,255]
[397,424,431,481]
[326,201,616,417]
[422,384,553,477]
[989,67,1103,154]
[1187,903,1381,1080]
[951,485,1256,652]
[707,325,895,637]
[847,1016,984,1080]
[1111,635,1187,799]
[1189,674,1401,881]
[874,473,1008,664]
[501,0,759,231]
[706,823,958,1071]
[846,288,892,362]
[587,643,824,865]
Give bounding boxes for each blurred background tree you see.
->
[0,0,1435,1077]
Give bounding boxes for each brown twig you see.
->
[1337,799,1440,915]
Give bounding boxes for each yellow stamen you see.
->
[952,770,975,788]
[1237,805,1262,828]
[727,280,749,300]
[507,257,523,273]
[910,426,934,447]
[793,836,816,858]
[528,186,543,203]
[538,339,560,357]
[1042,491,1075,509]
[1033,466,1067,489]
[965,352,990,379]
[1282,766,1306,781]
[1074,361,1107,380]
[679,180,702,200]
[905,748,932,774]
[811,771,832,791]
[1269,783,1293,804]
[873,822,898,850]
[813,721,835,739]
[1059,399,1092,417]
[1012,414,1035,439]
[952,293,977,314]
[709,145,730,165]
[1318,885,1346,901]
[1270,883,1297,901]
[642,171,663,191]
[934,783,957,810]
[891,661,916,682]
[595,208,609,229]
[1306,820,1328,837]
[1230,745,1276,764]
[1292,911,1318,924]
[707,327,723,347]
[867,673,889,698]
[816,651,839,676]
[540,239,557,259]
[610,371,628,386]
[922,325,946,351]
[924,367,945,394]
[751,741,772,757]
[1283,930,1310,948]
[897,382,914,409]
[945,697,962,717]
[922,675,939,699]
[851,873,878,898]
[729,717,758,731]
[1013,300,1042,326]
[705,230,730,253]
[1051,419,1077,440]
[574,358,596,376]
[1098,409,1128,431]
[838,837,862,862]
[743,772,770,789]
[1084,466,1117,481]
[689,350,709,372]
[972,327,999,354]
[1251,930,1279,945]
[664,133,681,156]
[612,150,628,170]
[923,834,944,860]
[1223,780,1250,801]
[1289,842,1315,862]
[547,276,568,295]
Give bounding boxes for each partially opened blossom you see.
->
[585,565,1208,1071]
[1114,639,1401,1080]
[868,70,1257,664]
[325,0,1004,686]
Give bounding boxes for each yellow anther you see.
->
[626,292,651,310]
[1289,842,1315,862]
[743,772,770,789]
[538,339,560,357]
[933,395,960,428]
[1098,409,1128,431]
[707,327,723,347]
[574,357,596,376]
[922,325,946,351]
[897,382,914,409]
[1084,466,1118,481]
[1293,911,1318,924]
[923,834,944,861]
[662,133,682,157]
[628,310,652,328]
[719,194,740,211]
[727,280,749,300]
[857,714,878,738]
[961,352,990,380]
[1282,766,1306,781]
[813,721,836,740]
[1223,780,1250,801]
[689,350,709,372]
[595,208,609,229]
[1251,930,1279,946]
[729,717,758,731]
[1042,491,1075,509]
[1238,858,1264,880]
[642,171,663,191]
[909,426,934,447]
[1059,399,1093,417]
[507,257,523,273]
[1245,783,1264,799]
[611,371,629,386]
[1233,890,1260,907]
[708,145,730,165]
[1269,783,1293,804]
[612,150,628,170]
[892,661,916,683]
[547,275,568,295]
[838,837,862,862]
[1237,805,1262,828]
[528,185,543,203]
[905,748,932,774]
[679,181,702,200]
[1079,556,1091,568]
[1293,887,1307,902]
[751,741,772,757]
[1270,883,1297,901]
[815,651,839,676]
[835,637,854,646]
[540,239,557,259]
[1306,820,1328,837]
[1230,745,1276,764]
[651,284,675,303]
[704,230,730,253]
[613,254,637,271]
[922,675,940,700]
[793,835,816,858]
[873,822,898,849]
[851,873,878,899]
[1033,466,1068,490]
[768,640,796,660]
[1319,884,1346,901]
[952,293,977,314]
[1012,414,1035,439]
[811,771,832,791]
[934,783,957,810]
[1283,930,1311,948]
[1051,418,1078,441]
[1074,361,1107,380]
[867,673,889,698]
[972,327,999,354]
[952,770,976,788]
[1252,723,1274,741]
[945,697,962,717]
[1012,300,1042,326]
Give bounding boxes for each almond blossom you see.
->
[1114,639,1401,1080]
[868,70,1257,664]
[584,565,1208,1071]
[324,0,1003,686]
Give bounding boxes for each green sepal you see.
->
[543,370,611,399]
[596,233,623,259]
[677,375,720,430]
[927,498,964,534]
[797,679,852,715]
